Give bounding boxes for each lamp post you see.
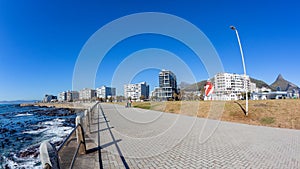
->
[230,25,248,116]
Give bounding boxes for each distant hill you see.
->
[270,74,299,91]
[178,82,191,89]
[181,80,207,92]
[250,77,274,90]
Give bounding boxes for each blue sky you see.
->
[0,0,299,100]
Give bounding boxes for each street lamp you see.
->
[230,25,248,116]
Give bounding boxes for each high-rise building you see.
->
[124,82,149,100]
[158,69,178,100]
[96,86,116,99]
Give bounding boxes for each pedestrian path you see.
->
[74,103,300,169]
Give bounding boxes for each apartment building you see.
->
[213,73,255,100]
[152,70,178,100]
[96,86,116,99]
[58,91,67,102]
[124,82,149,100]
[79,88,96,100]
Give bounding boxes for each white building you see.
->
[212,73,255,100]
[58,92,67,102]
[43,94,57,103]
[79,88,96,100]
[59,91,79,102]
[96,86,116,99]
[252,91,288,100]
[124,82,149,100]
[254,86,272,93]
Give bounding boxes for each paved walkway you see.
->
[74,103,300,169]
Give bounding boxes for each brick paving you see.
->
[74,103,300,169]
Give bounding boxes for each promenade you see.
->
[71,103,300,169]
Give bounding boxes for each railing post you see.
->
[88,107,92,132]
[75,116,86,154]
[40,140,60,169]
[84,110,90,133]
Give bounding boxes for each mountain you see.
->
[270,74,299,91]
[250,77,274,90]
[181,80,207,91]
[178,82,191,89]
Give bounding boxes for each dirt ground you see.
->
[129,99,300,130]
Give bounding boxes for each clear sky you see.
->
[0,0,299,100]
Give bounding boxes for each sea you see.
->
[0,103,80,169]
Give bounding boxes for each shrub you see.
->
[260,117,275,124]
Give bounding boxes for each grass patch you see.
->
[229,111,238,116]
[133,102,151,109]
[169,108,175,113]
[121,100,300,130]
[260,117,275,124]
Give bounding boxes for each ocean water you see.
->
[0,104,79,168]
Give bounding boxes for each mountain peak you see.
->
[276,74,284,81]
[271,74,299,91]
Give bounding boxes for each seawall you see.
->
[20,102,96,110]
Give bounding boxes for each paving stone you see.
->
[69,103,300,169]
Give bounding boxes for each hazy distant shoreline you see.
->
[0,100,39,105]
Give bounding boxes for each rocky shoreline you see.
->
[0,104,82,168]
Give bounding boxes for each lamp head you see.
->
[230,25,236,30]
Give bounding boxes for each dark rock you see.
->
[10,129,17,134]
[0,128,9,133]
[17,145,39,158]
[23,137,33,141]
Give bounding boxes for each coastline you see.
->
[20,102,94,110]
[0,103,83,168]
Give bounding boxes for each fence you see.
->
[39,102,99,169]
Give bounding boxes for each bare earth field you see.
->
[128,99,300,130]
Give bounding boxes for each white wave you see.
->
[44,126,73,137]
[44,118,65,125]
[2,155,40,169]
[3,118,74,168]
[15,113,33,117]
[23,128,48,134]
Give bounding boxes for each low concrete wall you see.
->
[20,102,96,109]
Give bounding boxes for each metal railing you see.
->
[57,124,85,152]
[40,102,98,169]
